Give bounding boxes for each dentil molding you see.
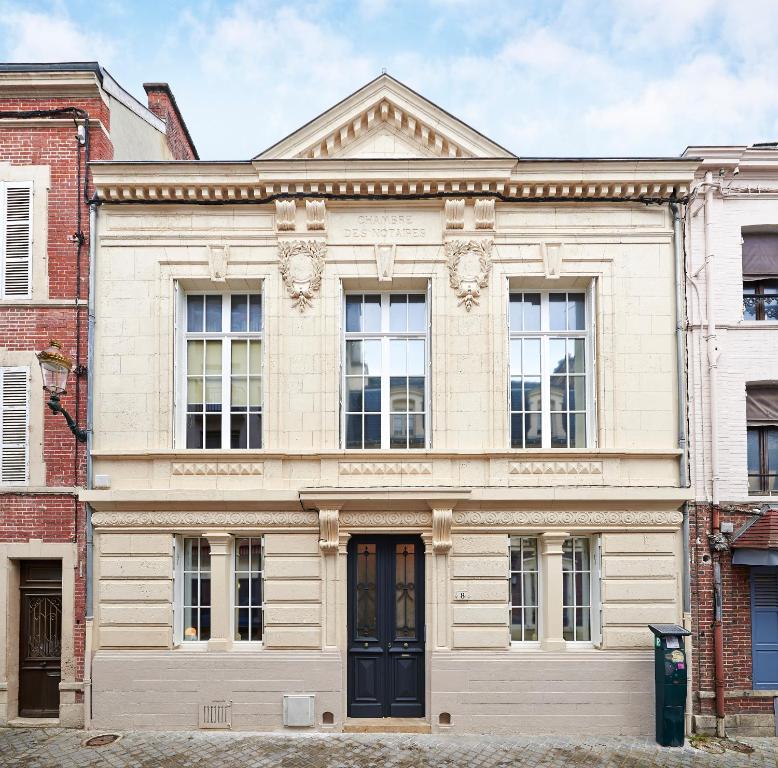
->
[92,511,318,528]
[452,510,683,527]
[278,239,326,310]
[446,239,493,311]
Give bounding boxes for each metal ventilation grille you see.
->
[3,186,32,298]
[1,368,28,483]
[753,574,778,608]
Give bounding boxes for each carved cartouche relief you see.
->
[445,239,493,311]
[278,239,326,311]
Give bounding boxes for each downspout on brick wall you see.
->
[671,200,693,734]
[700,170,726,737]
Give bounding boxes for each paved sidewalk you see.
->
[1,728,776,768]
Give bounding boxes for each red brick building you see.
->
[0,62,195,727]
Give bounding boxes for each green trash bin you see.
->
[648,623,691,747]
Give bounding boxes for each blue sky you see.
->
[1,0,778,159]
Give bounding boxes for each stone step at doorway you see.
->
[343,717,431,734]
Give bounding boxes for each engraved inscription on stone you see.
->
[342,213,425,240]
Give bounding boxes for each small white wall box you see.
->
[198,700,232,729]
[93,474,111,489]
[721,521,734,534]
[283,694,315,727]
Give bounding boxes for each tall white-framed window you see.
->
[233,536,264,643]
[509,536,539,642]
[181,291,262,449]
[509,290,592,449]
[1,183,32,300]
[342,292,429,449]
[178,536,211,643]
[562,536,593,642]
[0,367,29,484]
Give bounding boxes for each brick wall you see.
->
[690,503,773,717]
[143,84,198,160]
[0,94,110,688]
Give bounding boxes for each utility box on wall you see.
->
[283,695,315,727]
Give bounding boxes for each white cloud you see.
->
[586,54,778,153]
[182,1,375,155]
[2,0,775,158]
[0,8,117,62]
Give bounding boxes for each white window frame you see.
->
[341,288,431,450]
[0,182,33,301]
[231,535,265,646]
[174,535,212,646]
[509,535,541,646]
[508,288,596,449]
[175,288,263,450]
[562,535,600,646]
[0,366,29,484]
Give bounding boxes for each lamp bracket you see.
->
[46,394,88,443]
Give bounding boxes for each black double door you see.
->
[347,536,425,718]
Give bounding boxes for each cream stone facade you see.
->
[83,76,695,734]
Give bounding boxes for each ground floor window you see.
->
[563,537,591,642]
[510,534,596,645]
[510,536,539,641]
[181,537,211,642]
[234,536,264,642]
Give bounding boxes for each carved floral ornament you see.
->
[445,239,493,311]
[90,508,683,530]
[278,239,326,311]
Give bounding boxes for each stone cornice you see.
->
[0,71,108,103]
[91,448,683,460]
[82,487,690,513]
[90,158,695,204]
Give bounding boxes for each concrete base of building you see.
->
[91,648,655,735]
[694,714,777,737]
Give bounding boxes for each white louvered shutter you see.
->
[2,185,32,299]
[1,367,29,483]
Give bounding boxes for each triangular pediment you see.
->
[255,74,515,161]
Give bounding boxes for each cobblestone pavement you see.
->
[1,728,777,768]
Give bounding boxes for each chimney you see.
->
[143,82,198,160]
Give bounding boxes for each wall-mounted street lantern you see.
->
[36,340,87,443]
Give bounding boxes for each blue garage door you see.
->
[752,567,778,689]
